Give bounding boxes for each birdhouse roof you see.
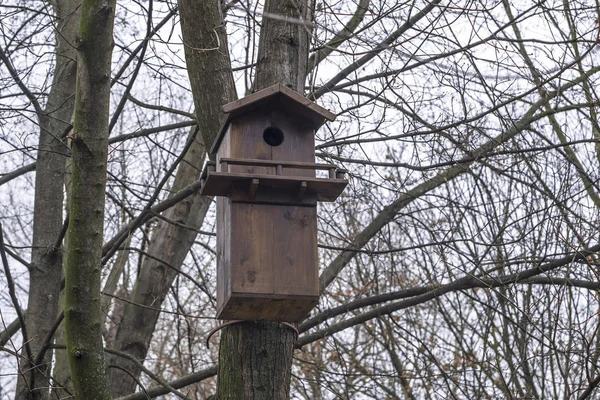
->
[210,84,336,154]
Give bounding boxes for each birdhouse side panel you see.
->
[216,124,231,166]
[216,197,232,312]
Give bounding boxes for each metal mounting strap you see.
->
[205,320,299,348]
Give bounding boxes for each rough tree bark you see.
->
[106,1,236,396]
[14,1,79,399]
[216,1,315,399]
[253,0,314,94]
[63,0,116,399]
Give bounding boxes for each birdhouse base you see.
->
[217,292,319,322]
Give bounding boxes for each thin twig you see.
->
[101,126,200,264]
[0,222,33,371]
[52,344,189,399]
[0,45,44,116]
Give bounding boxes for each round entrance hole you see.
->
[263,127,284,146]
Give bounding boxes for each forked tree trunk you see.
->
[63,1,116,399]
[107,1,315,398]
[216,1,315,399]
[106,1,236,396]
[14,1,79,399]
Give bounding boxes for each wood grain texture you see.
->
[216,203,319,322]
[216,197,232,309]
[229,113,273,175]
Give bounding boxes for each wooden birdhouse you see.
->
[200,84,348,322]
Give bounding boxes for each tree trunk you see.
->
[253,0,313,94]
[217,322,297,399]
[14,1,79,399]
[63,1,116,399]
[107,185,212,397]
[106,1,236,396]
[216,1,314,399]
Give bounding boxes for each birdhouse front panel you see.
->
[262,106,315,170]
[227,112,273,175]
[216,199,319,321]
[220,107,316,179]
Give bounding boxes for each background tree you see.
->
[3,0,600,399]
[1,0,78,398]
[62,0,116,398]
